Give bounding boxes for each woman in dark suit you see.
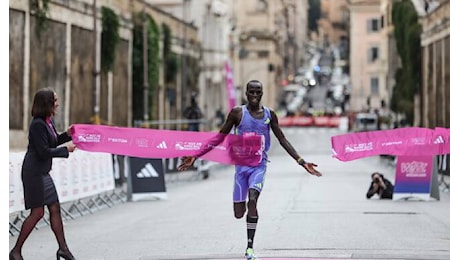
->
[10,88,77,260]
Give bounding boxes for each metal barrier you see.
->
[133,119,208,129]
[9,120,223,236]
[437,154,450,192]
[9,157,220,236]
[9,188,127,236]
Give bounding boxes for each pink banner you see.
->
[225,60,236,111]
[434,127,450,154]
[70,124,263,166]
[331,127,450,162]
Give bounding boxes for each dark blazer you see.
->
[21,117,72,209]
[22,117,71,172]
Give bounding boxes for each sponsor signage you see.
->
[128,157,167,201]
[393,155,438,201]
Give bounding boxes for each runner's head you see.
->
[246,80,263,106]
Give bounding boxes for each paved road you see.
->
[8,128,450,260]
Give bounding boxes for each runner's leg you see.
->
[245,165,266,257]
[233,168,248,219]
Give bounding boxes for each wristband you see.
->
[297,157,306,165]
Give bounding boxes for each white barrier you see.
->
[9,151,115,214]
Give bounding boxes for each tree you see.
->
[391,0,422,125]
[132,12,160,123]
[101,6,120,73]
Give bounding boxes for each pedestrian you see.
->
[9,88,77,260]
[366,172,394,199]
[183,96,203,132]
[178,80,322,260]
[214,107,225,130]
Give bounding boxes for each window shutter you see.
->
[368,48,372,63]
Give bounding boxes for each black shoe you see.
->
[56,248,75,260]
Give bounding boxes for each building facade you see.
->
[418,0,449,128]
[150,0,232,130]
[9,0,200,149]
[317,0,349,49]
[348,0,389,114]
[229,0,309,109]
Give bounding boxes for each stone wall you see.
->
[420,0,449,128]
[9,0,200,150]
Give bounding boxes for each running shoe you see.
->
[245,248,257,260]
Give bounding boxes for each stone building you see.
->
[148,0,232,130]
[348,0,390,113]
[229,0,309,108]
[9,0,200,149]
[317,0,349,51]
[417,0,449,128]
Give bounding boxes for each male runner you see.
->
[178,80,322,260]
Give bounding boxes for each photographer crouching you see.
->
[366,172,394,199]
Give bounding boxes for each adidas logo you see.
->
[434,136,444,144]
[136,163,159,178]
[254,183,263,189]
[156,141,167,149]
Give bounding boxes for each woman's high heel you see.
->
[9,251,23,260]
[56,248,75,260]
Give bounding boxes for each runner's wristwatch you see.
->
[297,158,306,165]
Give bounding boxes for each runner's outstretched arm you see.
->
[178,107,241,171]
[269,110,322,177]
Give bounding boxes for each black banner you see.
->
[128,157,166,197]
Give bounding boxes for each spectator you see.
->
[183,97,203,132]
[214,107,225,129]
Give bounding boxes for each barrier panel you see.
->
[292,116,314,126]
[9,151,115,214]
[393,155,439,201]
[277,116,347,128]
[313,116,330,127]
[278,116,293,127]
[127,157,167,201]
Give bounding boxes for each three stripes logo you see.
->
[156,141,168,149]
[434,136,444,144]
[136,163,159,178]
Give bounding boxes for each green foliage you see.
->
[101,6,120,72]
[132,12,160,122]
[162,23,178,84]
[162,23,171,58]
[390,0,422,125]
[30,0,50,39]
[165,54,179,84]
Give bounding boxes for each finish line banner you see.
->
[331,127,450,162]
[70,124,263,166]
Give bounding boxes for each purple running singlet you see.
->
[233,105,271,202]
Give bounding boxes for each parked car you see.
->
[353,112,379,132]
